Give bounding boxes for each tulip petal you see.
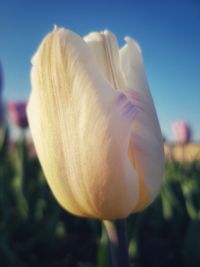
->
[120,37,164,208]
[84,30,126,91]
[120,37,151,98]
[27,27,143,219]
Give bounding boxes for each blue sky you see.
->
[0,0,200,141]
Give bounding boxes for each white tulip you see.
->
[27,27,164,219]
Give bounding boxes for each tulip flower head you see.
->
[27,27,164,220]
[172,121,191,145]
[8,101,28,129]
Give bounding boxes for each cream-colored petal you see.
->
[27,27,141,219]
[120,37,151,98]
[84,30,126,91]
[119,37,164,208]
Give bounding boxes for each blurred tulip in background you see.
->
[0,62,4,124]
[172,121,191,145]
[171,121,192,162]
[8,101,28,129]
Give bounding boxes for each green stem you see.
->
[103,219,130,267]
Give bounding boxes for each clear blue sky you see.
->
[0,0,200,141]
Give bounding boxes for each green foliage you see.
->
[0,134,99,267]
[132,161,200,267]
[0,133,200,267]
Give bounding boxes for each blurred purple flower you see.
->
[0,62,3,92]
[0,62,4,124]
[172,121,191,145]
[8,101,28,129]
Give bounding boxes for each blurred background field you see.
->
[164,143,200,162]
[1,127,200,267]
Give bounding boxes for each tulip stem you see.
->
[103,219,130,267]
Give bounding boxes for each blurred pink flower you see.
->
[8,101,28,129]
[172,121,191,144]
